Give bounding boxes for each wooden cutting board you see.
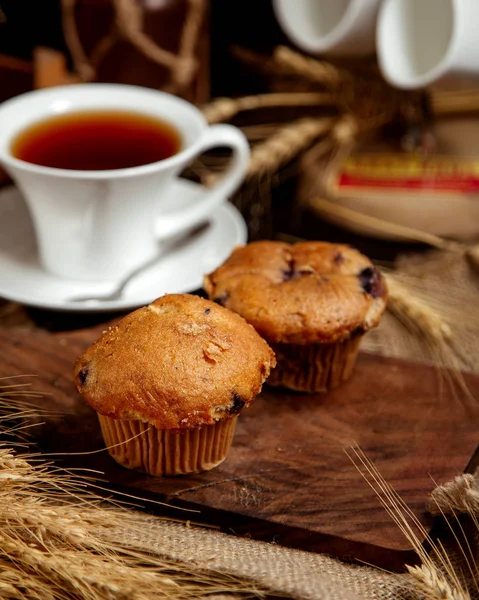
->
[1,324,478,571]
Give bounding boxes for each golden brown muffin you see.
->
[204,241,387,392]
[74,294,275,476]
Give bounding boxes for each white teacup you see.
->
[0,84,250,281]
[377,0,479,90]
[273,0,382,56]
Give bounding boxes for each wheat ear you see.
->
[347,447,473,600]
[202,92,334,124]
[248,117,334,178]
[273,45,347,89]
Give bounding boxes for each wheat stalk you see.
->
[347,447,475,600]
[247,117,334,179]
[385,274,453,344]
[230,45,292,78]
[199,118,335,187]
[308,195,463,251]
[202,92,335,124]
[308,195,479,277]
[272,46,347,89]
[383,272,478,404]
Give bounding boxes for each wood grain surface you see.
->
[0,324,478,570]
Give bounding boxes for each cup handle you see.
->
[155,124,250,239]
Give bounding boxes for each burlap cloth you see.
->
[111,517,410,599]
[99,472,479,599]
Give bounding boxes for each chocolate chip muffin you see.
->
[73,294,275,476]
[204,241,387,393]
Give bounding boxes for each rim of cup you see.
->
[0,83,208,180]
[273,0,361,54]
[377,0,457,90]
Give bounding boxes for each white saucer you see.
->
[0,180,247,312]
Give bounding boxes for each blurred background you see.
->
[1,0,479,270]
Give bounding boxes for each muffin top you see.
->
[203,241,387,345]
[73,294,276,431]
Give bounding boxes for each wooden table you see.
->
[1,302,478,571]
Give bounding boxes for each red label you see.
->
[336,154,479,194]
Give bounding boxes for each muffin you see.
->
[204,241,387,393]
[73,294,275,476]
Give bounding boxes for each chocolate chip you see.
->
[282,268,295,281]
[213,292,229,306]
[282,256,297,281]
[333,252,344,264]
[204,308,211,314]
[359,267,382,298]
[229,393,246,415]
[78,366,89,386]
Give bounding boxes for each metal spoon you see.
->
[66,222,210,303]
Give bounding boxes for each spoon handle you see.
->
[67,221,211,303]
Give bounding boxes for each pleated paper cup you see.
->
[267,336,362,393]
[98,414,238,477]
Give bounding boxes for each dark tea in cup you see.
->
[11,110,181,171]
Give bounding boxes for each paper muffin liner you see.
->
[267,335,362,393]
[97,414,238,476]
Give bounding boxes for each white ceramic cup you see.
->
[377,0,479,90]
[272,0,382,56]
[0,84,250,281]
